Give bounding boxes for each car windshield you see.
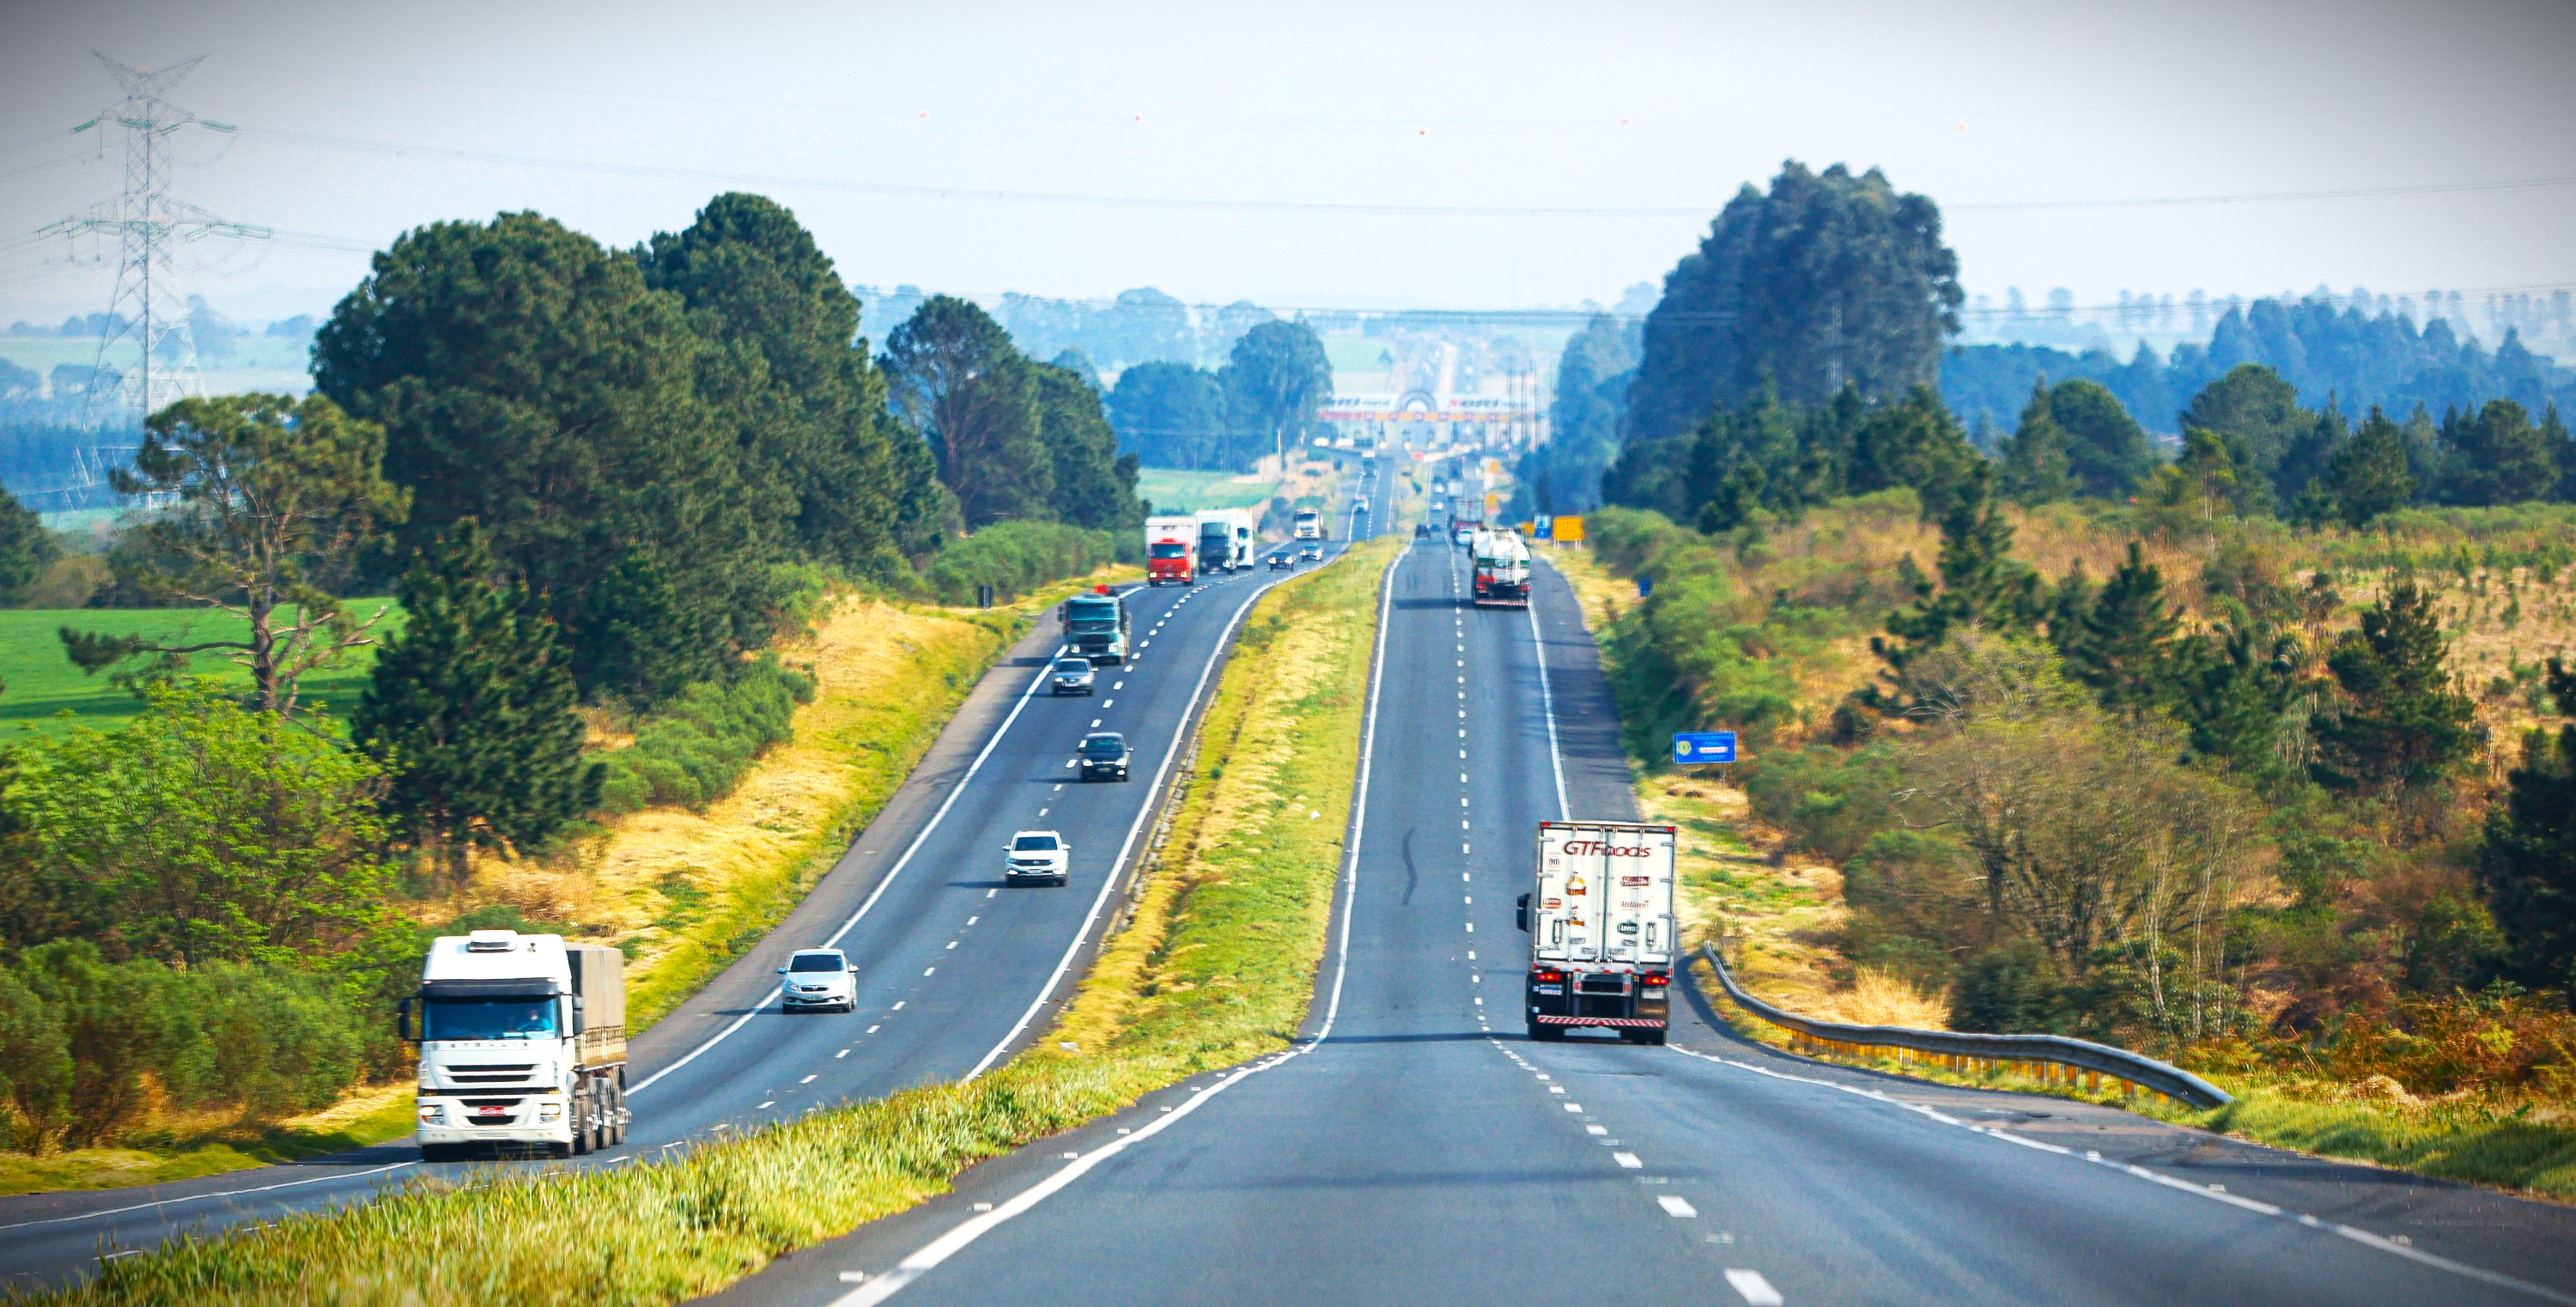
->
[788,953,844,972]
[1083,737,1125,756]
[1054,660,1091,673]
[423,994,558,1041]
[1013,835,1060,851]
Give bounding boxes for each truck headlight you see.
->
[419,1103,445,1123]
[538,1102,563,1122]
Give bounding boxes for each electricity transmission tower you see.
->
[39,52,267,421]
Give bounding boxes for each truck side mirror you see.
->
[397,996,417,1043]
[1516,894,1530,933]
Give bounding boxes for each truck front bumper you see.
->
[416,1091,572,1146]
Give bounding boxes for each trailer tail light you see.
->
[1531,969,1564,983]
[1641,973,1670,988]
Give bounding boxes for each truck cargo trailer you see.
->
[1516,821,1678,1043]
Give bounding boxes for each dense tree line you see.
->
[1103,319,1333,472]
[1943,295,2576,437]
[1508,313,1638,518]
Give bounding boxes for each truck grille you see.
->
[446,1064,537,1085]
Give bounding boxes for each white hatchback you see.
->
[777,948,857,1012]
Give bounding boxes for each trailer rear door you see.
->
[1534,822,1675,969]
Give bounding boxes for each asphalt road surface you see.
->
[724,527,2576,1307]
[0,486,1380,1291]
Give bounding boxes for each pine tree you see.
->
[0,483,56,605]
[1996,378,2076,505]
[2058,541,2178,715]
[1871,464,2042,697]
[2325,407,2415,528]
[2481,659,2576,987]
[355,521,601,878]
[2312,579,2474,795]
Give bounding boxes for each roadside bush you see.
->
[0,942,374,1152]
[597,657,815,812]
[1735,743,1905,863]
[921,520,1129,606]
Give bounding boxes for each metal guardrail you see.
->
[1697,944,2232,1109]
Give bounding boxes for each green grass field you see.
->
[1136,466,1275,514]
[0,604,399,737]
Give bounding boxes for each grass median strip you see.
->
[30,541,1396,1307]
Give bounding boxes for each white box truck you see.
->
[1516,821,1678,1043]
[407,929,629,1159]
[1292,507,1325,542]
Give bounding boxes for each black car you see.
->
[1413,522,1432,538]
[1269,552,1292,570]
[1078,731,1131,782]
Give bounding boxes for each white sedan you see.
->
[777,948,858,1012]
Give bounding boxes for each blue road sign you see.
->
[1672,731,1738,764]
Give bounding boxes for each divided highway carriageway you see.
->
[716,526,2576,1307]
[0,486,1380,1291]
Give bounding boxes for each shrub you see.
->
[597,658,816,812]
[921,520,1128,606]
[0,942,374,1151]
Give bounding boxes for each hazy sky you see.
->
[3,0,2573,326]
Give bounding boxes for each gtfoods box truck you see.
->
[1516,822,1678,1043]
[1145,514,1198,586]
[409,929,628,1159]
[1470,528,1531,607]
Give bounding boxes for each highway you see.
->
[719,520,2576,1307]
[0,481,1380,1291]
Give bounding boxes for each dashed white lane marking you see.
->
[1460,796,1469,807]
[967,916,978,925]
[837,1049,851,1058]
[1586,1124,1607,1135]
[1658,1195,1698,1218]
[891,1001,903,1010]
[1461,819,1470,830]
[946,941,959,950]
[1613,1152,1643,1169]
[1561,1102,1581,1112]
[1664,1043,2576,1306]
[801,1074,819,1084]
[867,1024,881,1033]
[1102,699,1113,708]
[1466,923,1474,933]
[922,967,936,976]
[1090,718,1102,727]
[757,1100,776,1109]
[1725,1268,1784,1305]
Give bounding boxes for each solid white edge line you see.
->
[0,1160,419,1233]
[1526,558,1570,822]
[839,508,1399,1307]
[631,629,1072,1097]
[963,562,1307,1079]
[1662,1043,2576,1305]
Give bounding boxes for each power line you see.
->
[228,124,2576,221]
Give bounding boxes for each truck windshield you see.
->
[423,994,558,1041]
[1150,543,1188,559]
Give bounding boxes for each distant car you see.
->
[1352,495,1369,512]
[1006,830,1069,886]
[1049,656,1096,696]
[1269,552,1292,570]
[1078,732,1132,782]
[776,948,857,1012]
[1414,523,1432,538]
[1300,543,1323,562]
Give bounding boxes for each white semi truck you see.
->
[1292,507,1326,541]
[1516,821,1679,1044]
[1194,508,1256,572]
[408,929,628,1159]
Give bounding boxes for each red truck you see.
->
[1145,514,1198,586]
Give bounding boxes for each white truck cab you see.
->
[409,929,628,1159]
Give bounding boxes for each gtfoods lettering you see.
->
[1558,840,1657,858]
